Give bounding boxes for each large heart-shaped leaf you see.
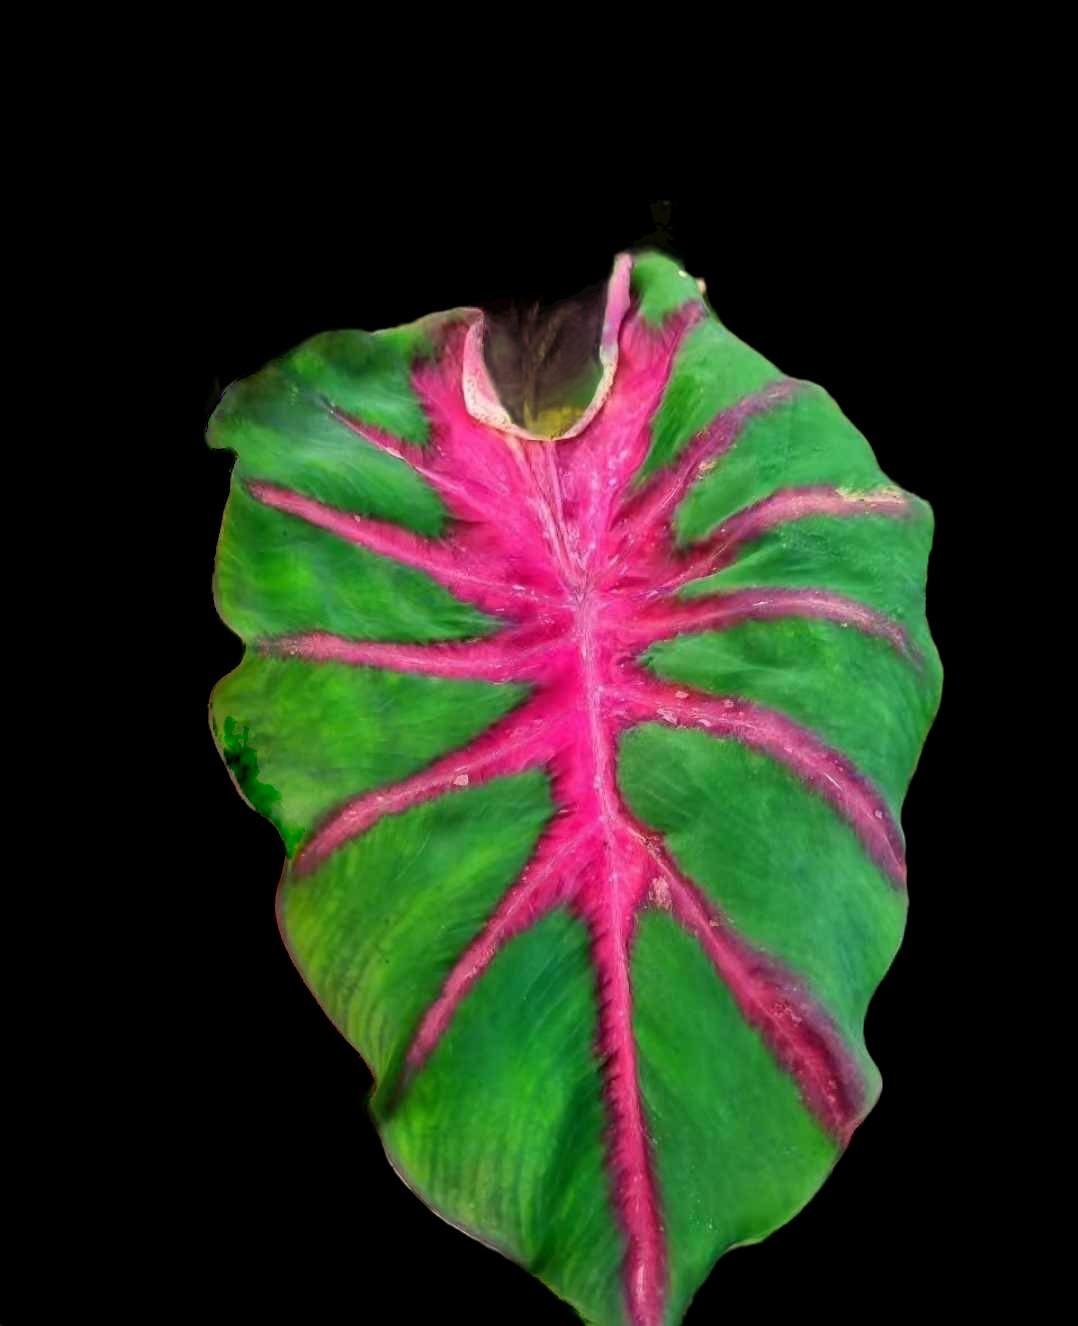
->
[208,251,941,1326]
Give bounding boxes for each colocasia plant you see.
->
[208,251,941,1326]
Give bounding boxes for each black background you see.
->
[177,198,971,1323]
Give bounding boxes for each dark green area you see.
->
[286,321,440,445]
[218,715,304,855]
[209,322,449,537]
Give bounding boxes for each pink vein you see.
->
[667,485,912,590]
[326,404,493,516]
[247,480,545,609]
[505,438,578,589]
[404,825,596,1077]
[323,405,428,470]
[652,847,866,1142]
[588,907,666,1326]
[615,672,906,887]
[614,379,800,538]
[292,697,563,878]
[262,627,560,682]
[575,590,666,1326]
[621,588,916,658]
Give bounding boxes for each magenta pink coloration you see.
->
[405,823,597,1075]
[663,484,911,591]
[657,856,865,1142]
[619,586,915,656]
[263,627,555,681]
[615,379,800,548]
[293,695,568,878]
[247,480,561,611]
[249,259,914,1326]
[612,672,906,886]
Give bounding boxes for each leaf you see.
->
[208,250,941,1326]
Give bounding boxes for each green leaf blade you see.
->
[207,249,941,1325]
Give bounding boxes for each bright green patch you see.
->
[641,317,780,479]
[679,508,940,661]
[215,485,497,644]
[281,770,554,1091]
[620,725,906,1075]
[633,910,839,1325]
[211,655,528,851]
[642,617,938,814]
[382,910,628,1326]
[673,384,890,545]
[630,250,706,328]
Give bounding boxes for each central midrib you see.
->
[518,432,634,904]
[522,435,665,1324]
